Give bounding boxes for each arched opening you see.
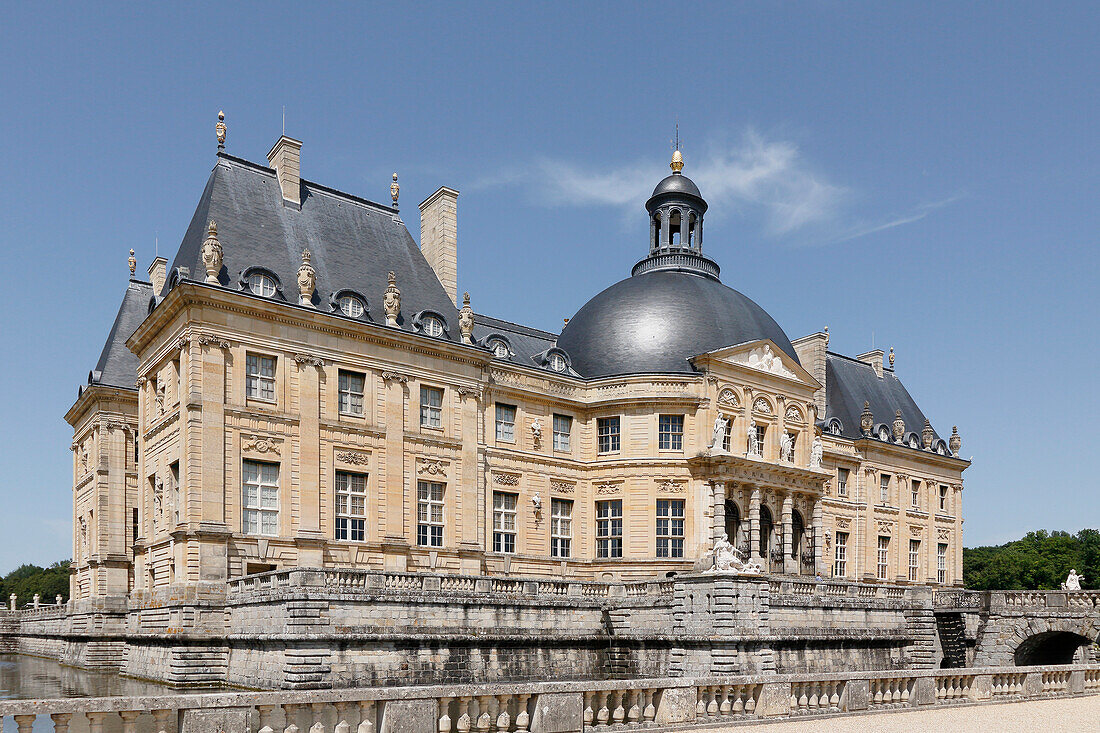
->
[651,212,661,252]
[724,500,741,548]
[688,212,697,249]
[669,208,682,247]
[759,505,773,562]
[1014,631,1095,666]
[791,510,804,560]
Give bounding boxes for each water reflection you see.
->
[0,654,205,732]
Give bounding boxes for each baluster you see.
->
[902,680,911,705]
[494,695,511,732]
[730,685,743,715]
[696,687,708,717]
[832,682,842,708]
[595,691,610,727]
[357,700,376,733]
[310,702,327,733]
[583,692,595,727]
[333,703,352,733]
[790,683,799,712]
[706,685,719,717]
[808,684,819,710]
[13,716,36,733]
[643,689,657,722]
[120,711,141,733]
[153,709,174,733]
[626,689,642,723]
[962,677,971,699]
[456,697,472,733]
[744,686,756,715]
[515,694,531,733]
[716,685,729,716]
[872,680,882,705]
[86,712,109,733]
[476,696,492,733]
[439,697,453,733]
[889,679,898,705]
[259,705,279,733]
[611,690,626,725]
[51,714,73,733]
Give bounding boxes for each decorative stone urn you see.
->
[384,271,401,326]
[892,410,905,443]
[949,426,961,458]
[860,401,874,436]
[459,291,474,345]
[922,419,934,450]
[201,220,223,284]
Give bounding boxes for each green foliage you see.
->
[964,529,1099,590]
[0,561,71,607]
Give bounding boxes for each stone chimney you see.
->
[792,329,829,417]
[148,256,167,294]
[267,135,303,206]
[419,187,459,305]
[857,349,885,378]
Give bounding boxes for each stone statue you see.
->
[710,415,729,451]
[459,292,475,345]
[383,271,401,326]
[779,431,793,462]
[747,419,761,457]
[297,249,316,306]
[531,418,542,445]
[79,516,88,556]
[390,172,400,207]
[128,248,136,277]
[709,533,761,575]
[1064,569,1084,591]
[809,433,823,470]
[201,220,223,284]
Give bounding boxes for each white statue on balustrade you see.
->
[1063,569,1084,591]
[710,415,729,452]
[809,434,823,470]
[779,431,793,462]
[747,420,761,458]
[708,533,762,575]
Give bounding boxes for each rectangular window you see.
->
[335,471,367,541]
[416,481,444,547]
[880,474,891,504]
[550,498,572,558]
[495,403,517,443]
[658,415,684,451]
[939,484,949,513]
[877,536,890,580]
[597,416,620,454]
[755,425,767,455]
[937,543,948,584]
[909,539,920,582]
[245,353,276,402]
[338,370,365,416]
[420,386,443,428]
[242,460,279,536]
[837,468,849,497]
[911,479,921,508]
[170,461,180,526]
[656,499,685,558]
[722,419,732,452]
[833,531,848,578]
[492,491,517,553]
[596,500,623,558]
[552,414,572,452]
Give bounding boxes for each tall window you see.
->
[877,536,890,580]
[335,471,367,541]
[656,499,685,558]
[937,543,948,584]
[245,353,276,401]
[552,414,572,452]
[242,460,279,536]
[879,474,891,504]
[492,491,517,553]
[909,539,920,582]
[837,468,849,497]
[420,386,443,428]
[495,404,516,442]
[911,479,921,508]
[754,424,767,455]
[416,481,444,547]
[338,370,365,416]
[596,500,623,558]
[784,431,798,461]
[170,461,180,526]
[550,498,572,558]
[833,531,848,578]
[939,484,949,513]
[597,417,620,454]
[722,418,732,452]
[658,415,684,450]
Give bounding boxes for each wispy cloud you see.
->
[479,129,961,245]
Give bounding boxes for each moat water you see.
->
[0,654,207,731]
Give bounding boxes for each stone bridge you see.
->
[933,590,1100,667]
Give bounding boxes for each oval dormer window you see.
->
[548,353,567,373]
[247,272,276,297]
[423,316,444,338]
[908,434,920,449]
[488,339,510,358]
[337,295,364,318]
[878,426,890,442]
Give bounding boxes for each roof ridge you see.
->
[826,350,896,373]
[474,312,559,340]
[215,153,399,217]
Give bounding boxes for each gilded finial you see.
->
[128,249,136,277]
[390,172,400,207]
[216,111,226,151]
[670,149,684,173]
[889,347,895,368]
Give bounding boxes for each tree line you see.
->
[0,561,70,607]
[964,529,1099,590]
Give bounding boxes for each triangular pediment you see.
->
[693,339,820,388]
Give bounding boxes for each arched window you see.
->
[669,208,682,247]
[688,213,697,249]
[791,510,805,560]
[247,271,276,297]
[759,505,773,558]
[651,212,662,251]
[724,500,741,547]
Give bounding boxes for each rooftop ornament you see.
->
[383,271,401,326]
[201,220,223,284]
[893,410,905,444]
[216,110,226,152]
[390,172,400,208]
[922,419,935,450]
[889,347,895,368]
[950,426,962,458]
[128,249,136,277]
[297,249,316,306]
[459,291,474,345]
[860,401,874,436]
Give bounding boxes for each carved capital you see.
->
[455,386,482,399]
[195,333,231,350]
[293,353,326,368]
[381,371,410,384]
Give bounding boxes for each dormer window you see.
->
[487,339,510,358]
[247,271,276,297]
[878,426,891,442]
[337,295,364,318]
[422,316,444,337]
[548,353,567,372]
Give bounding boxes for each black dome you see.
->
[651,172,702,200]
[557,270,799,379]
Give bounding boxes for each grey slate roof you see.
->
[88,279,153,391]
[471,313,565,372]
[824,352,944,448]
[165,154,461,339]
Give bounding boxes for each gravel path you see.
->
[705,695,1100,732]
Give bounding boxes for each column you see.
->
[781,492,795,574]
[749,487,761,563]
[382,373,409,570]
[812,497,824,577]
[295,356,324,567]
[711,481,726,545]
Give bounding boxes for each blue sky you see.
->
[1,2,1097,573]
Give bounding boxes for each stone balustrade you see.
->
[933,589,1100,611]
[1,664,1097,732]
